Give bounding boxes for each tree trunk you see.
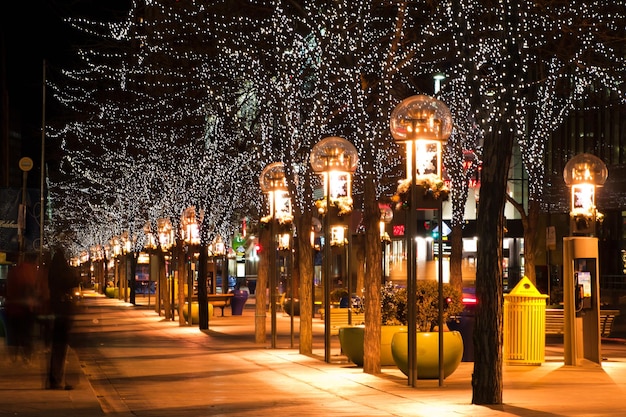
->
[177,243,186,326]
[296,213,314,355]
[449,224,464,295]
[353,233,366,299]
[362,179,382,375]
[472,129,514,404]
[159,251,171,319]
[505,193,539,285]
[523,199,540,285]
[129,252,137,305]
[255,224,269,344]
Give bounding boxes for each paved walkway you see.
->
[2,292,626,416]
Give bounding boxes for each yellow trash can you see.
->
[503,277,549,365]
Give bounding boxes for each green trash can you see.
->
[503,277,549,365]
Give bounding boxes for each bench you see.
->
[545,308,620,337]
[207,294,233,317]
[320,308,364,335]
[545,309,565,335]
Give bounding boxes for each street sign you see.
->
[18,157,33,172]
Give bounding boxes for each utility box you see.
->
[503,277,549,365]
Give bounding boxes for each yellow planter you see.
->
[338,325,407,366]
[183,302,213,324]
[390,330,463,379]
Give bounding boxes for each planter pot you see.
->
[229,290,248,315]
[391,330,463,379]
[338,325,407,366]
[104,287,130,299]
[183,302,213,324]
[283,298,300,316]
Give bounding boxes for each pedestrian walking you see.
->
[4,261,38,364]
[46,245,81,390]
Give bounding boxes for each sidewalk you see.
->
[1,292,626,416]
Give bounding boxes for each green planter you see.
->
[104,287,130,299]
[338,325,407,366]
[390,330,463,379]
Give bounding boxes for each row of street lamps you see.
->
[259,95,452,375]
[75,91,611,388]
[76,93,454,386]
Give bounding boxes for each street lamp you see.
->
[390,95,452,386]
[380,204,393,283]
[260,162,293,348]
[120,231,134,304]
[562,154,607,365]
[213,235,226,294]
[181,206,200,326]
[563,153,608,236]
[310,136,358,363]
[111,236,122,300]
[157,218,174,320]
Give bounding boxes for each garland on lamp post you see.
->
[391,174,450,211]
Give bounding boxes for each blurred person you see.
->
[46,245,80,390]
[4,261,38,363]
[35,253,53,349]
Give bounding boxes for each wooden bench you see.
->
[320,308,365,335]
[600,310,620,337]
[545,309,565,335]
[545,308,620,337]
[207,294,234,317]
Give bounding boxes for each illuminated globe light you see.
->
[260,162,293,223]
[157,218,174,250]
[181,206,201,245]
[563,153,608,217]
[389,95,453,180]
[310,136,359,212]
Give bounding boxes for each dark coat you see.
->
[47,250,81,315]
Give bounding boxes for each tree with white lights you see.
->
[408,0,626,404]
[47,0,626,405]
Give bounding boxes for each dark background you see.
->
[1,0,131,188]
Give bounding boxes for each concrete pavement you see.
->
[2,291,626,416]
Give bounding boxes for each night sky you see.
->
[1,0,130,186]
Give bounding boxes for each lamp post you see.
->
[111,236,122,300]
[563,153,608,237]
[120,231,133,304]
[144,222,158,307]
[157,218,174,320]
[390,95,452,386]
[310,136,358,363]
[380,204,393,283]
[260,162,293,348]
[562,153,607,365]
[89,245,104,294]
[104,244,111,292]
[213,235,226,295]
[181,206,200,326]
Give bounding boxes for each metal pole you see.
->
[438,202,444,386]
[289,237,295,348]
[270,202,277,348]
[18,169,28,264]
[407,141,418,387]
[347,226,352,325]
[187,249,192,326]
[324,188,331,362]
[39,60,46,261]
